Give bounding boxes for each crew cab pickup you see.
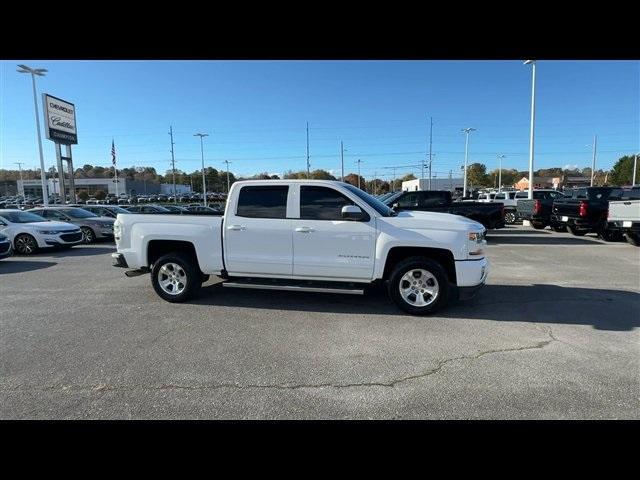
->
[382,190,505,230]
[551,187,625,240]
[516,190,567,231]
[607,187,640,246]
[112,180,489,315]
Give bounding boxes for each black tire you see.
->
[568,226,587,236]
[531,221,546,230]
[14,233,38,255]
[387,256,450,315]
[504,211,517,225]
[151,253,202,303]
[598,228,623,242]
[551,225,567,232]
[625,232,640,247]
[81,226,96,244]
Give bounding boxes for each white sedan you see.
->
[0,209,83,255]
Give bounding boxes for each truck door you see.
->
[292,185,375,280]
[223,185,293,275]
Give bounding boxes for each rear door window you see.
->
[236,186,289,219]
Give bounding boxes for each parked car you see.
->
[607,187,640,246]
[125,205,173,214]
[516,190,568,231]
[0,232,12,259]
[113,180,489,315]
[382,190,505,230]
[551,187,626,240]
[79,205,132,219]
[162,205,188,213]
[0,209,83,255]
[28,206,115,244]
[184,205,223,214]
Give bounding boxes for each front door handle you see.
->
[227,224,246,231]
[295,226,315,233]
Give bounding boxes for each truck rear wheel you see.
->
[531,221,546,230]
[151,253,202,303]
[551,225,567,232]
[625,232,640,246]
[388,257,450,315]
[568,226,587,236]
[504,211,516,224]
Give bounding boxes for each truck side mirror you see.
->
[341,205,364,220]
[392,203,400,210]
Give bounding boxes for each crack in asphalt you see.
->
[2,329,557,394]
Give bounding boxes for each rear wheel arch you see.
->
[147,239,201,272]
[382,246,457,285]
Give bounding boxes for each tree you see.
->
[488,168,519,188]
[609,155,636,186]
[536,167,564,177]
[77,191,89,201]
[94,190,107,200]
[466,163,490,188]
[343,173,365,188]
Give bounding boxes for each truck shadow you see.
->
[0,260,57,274]
[196,283,640,331]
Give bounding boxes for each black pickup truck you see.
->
[383,190,505,230]
[550,186,625,240]
[516,190,568,231]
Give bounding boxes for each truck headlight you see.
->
[468,230,486,256]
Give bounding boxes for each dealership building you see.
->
[18,178,192,198]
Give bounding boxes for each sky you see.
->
[1,60,638,183]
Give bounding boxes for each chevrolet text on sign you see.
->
[43,94,78,144]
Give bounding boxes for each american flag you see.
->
[111,139,116,166]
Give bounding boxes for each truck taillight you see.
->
[579,201,588,217]
[533,200,541,215]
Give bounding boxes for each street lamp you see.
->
[497,154,506,192]
[356,159,364,189]
[194,133,209,207]
[17,64,49,206]
[524,60,536,200]
[461,127,476,198]
[585,136,598,186]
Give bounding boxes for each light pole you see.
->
[356,159,363,189]
[223,160,231,194]
[633,153,638,186]
[17,64,48,206]
[497,154,506,192]
[194,133,209,206]
[461,127,476,197]
[14,162,24,198]
[524,60,537,200]
[586,136,597,186]
[340,141,346,182]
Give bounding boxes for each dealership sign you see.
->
[42,94,78,144]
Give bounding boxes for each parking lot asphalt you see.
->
[1,225,639,419]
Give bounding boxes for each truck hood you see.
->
[381,210,484,232]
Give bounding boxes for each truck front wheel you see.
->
[151,253,202,303]
[388,257,450,315]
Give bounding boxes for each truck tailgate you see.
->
[552,200,580,216]
[608,200,640,222]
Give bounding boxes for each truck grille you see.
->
[60,232,83,242]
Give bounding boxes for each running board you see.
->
[222,281,364,295]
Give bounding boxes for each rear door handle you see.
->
[227,224,246,231]
[295,226,315,233]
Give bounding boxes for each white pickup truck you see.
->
[607,187,640,246]
[112,180,489,315]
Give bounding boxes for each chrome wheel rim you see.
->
[158,262,187,295]
[15,235,36,254]
[505,212,516,224]
[81,227,94,243]
[399,269,439,307]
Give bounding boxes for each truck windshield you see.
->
[342,184,396,217]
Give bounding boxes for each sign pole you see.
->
[55,143,66,204]
[64,145,76,203]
